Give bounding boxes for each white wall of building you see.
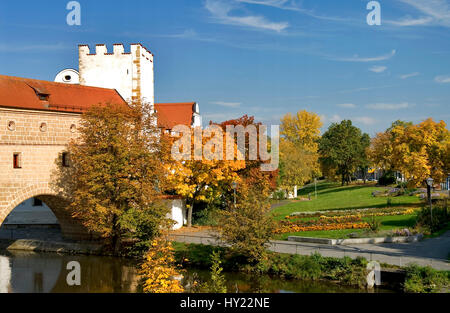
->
[168,199,186,230]
[54,69,79,84]
[78,44,154,107]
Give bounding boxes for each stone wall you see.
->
[0,107,90,239]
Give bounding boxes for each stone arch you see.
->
[0,183,92,241]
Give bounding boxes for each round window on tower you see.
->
[64,75,72,82]
[7,120,16,131]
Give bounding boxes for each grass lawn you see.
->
[272,181,421,220]
[272,181,422,240]
[275,213,418,240]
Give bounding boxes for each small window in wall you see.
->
[62,152,70,167]
[33,198,43,207]
[13,153,22,169]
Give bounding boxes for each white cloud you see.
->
[369,66,388,73]
[435,75,450,83]
[328,50,396,63]
[0,42,69,52]
[366,102,412,110]
[386,16,433,26]
[339,85,392,94]
[205,0,289,32]
[235,0,354,23]
[329,114,342,123]
[355,117,377,125]
[400,72,420,79]
[211,101,242,108]
[337,103,357,108]
[389,0,450,27]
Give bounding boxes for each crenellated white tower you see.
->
[78,43,154,107]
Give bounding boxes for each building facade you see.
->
[0,43,198,236]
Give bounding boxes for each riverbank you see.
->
[169,229,450,271]
[0,238,103,255]
[172,242,449,293]
[1,236,448,293]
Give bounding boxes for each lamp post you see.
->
[232,181,238,208]
[426,177,434,227]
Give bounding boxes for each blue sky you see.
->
[0,0,449,135]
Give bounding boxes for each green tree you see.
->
[319,120,371,186]
[54,103,171,254]
[217,178,275,265]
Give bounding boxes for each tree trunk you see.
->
[111,214,120,254]
[187,202,194,227]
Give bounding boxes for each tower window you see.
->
[13,153,22,169]
[62,152,70,167]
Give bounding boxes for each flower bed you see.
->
[286,207,416,220]
[275,208,417,235]
[274,222,369,234]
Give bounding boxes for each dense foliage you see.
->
[319,120,370,186]
[54,103,171,254]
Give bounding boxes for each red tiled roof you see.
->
[155,102,195,129]
[0,75,127,113]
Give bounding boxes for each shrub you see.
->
[193,205,220,226]
[404,265,450,293]
[140,237,184,293]
[379,171,396,186]
[273,190,287,200]
[202,251,227,293]
[387,197,392,207]
[416,203,449,233]
[367,215,381,232]
[218,182,275,265]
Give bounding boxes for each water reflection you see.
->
[0,251,391,293]
[0,251,140,293]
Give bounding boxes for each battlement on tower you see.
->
[78,43,154,105]
[78,43,153,59]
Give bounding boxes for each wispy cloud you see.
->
[329,114,342,123]
[355,116,377,125]
[327,50,396,63]
[205,0,289,32]
[235,0,353,22]
[337,103,357,108]
[366,102,412,110]
[369,65,388,73]
[211,101,242,108]
[400,72,420,79]
[339,85,393,94]
[385,16,433,26]
[387,0,450,27]
[0,42,69,52]
[435,75,450,83]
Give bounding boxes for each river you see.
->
[0,250,391,293]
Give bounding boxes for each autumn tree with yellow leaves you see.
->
[54,103,172,254]
[279,110,323,191]
[370,118,450,187]
[140,236,185,293]
[167,126,245,227]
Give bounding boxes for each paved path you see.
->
[169,229,450,271]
